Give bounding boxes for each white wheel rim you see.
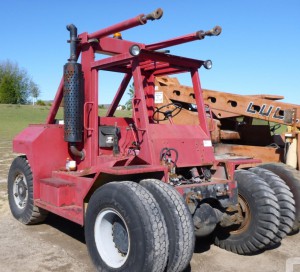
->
[94,208,130,268]
[13,173,28,209]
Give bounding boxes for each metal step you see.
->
[35,199,83,225]
[40,177,75,187]
[39,177,75,207]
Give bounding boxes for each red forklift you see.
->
[8,8,294,272]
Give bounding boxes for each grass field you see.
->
[0,104,131,181]
[0,103,287,140]
[0,104,56,139]
[0,104,131,140]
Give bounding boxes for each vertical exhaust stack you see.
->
[64,24,84,159]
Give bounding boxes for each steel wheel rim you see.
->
[231,194,251,234]
[94,208,130,268]
[13,173,28,209]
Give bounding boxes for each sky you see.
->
[1,1,299,105]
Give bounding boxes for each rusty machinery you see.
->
[155,76,300,167]
[155,75,300,233]
[7,8,297,272]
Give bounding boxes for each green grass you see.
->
[0,104,286,142]
[238,117,287,134]
[98,108,131,118]
[0,104,53,139]
[0,104,131,140]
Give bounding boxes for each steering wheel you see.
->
[153,103,183,122]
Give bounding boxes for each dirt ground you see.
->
[1,140,300,272]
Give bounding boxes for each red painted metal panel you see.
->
[148,124,215,166]
[13,125,69,200]
[51,172,95,206]
[139,50,203,69]
[97,37,144,55]
[40,182,74,207]
[35,199,83,225]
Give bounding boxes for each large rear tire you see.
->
[140,179,195,272]
[7,156,48,224]
[85,181,169,272]
[249,167,295,243]
[214,170,280,254]
[258,163,300,232]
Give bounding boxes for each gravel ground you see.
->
[0,139,300,272]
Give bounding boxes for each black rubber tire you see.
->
[140,179,195,272]
[258,163,300,232]
[7,156,48,225]
[249,167,295,243]
[85,181,169,272]
[214,170,280,254]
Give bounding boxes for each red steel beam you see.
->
[87,8,163,40]
[146,26,221,51]
[91,52,134,70]
[146,32,204,51]
[139,50,203,69]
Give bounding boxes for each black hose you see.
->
[70,143,85,160]
[66,24,78,62]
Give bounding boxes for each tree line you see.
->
[0,60,40,104]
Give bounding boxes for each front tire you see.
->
[85,181,169,272]
[214,170,280,254]
[140,179,195,272]
[7,156,48,224]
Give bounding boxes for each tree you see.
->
[0,60,38,104]
[29,80,40,105]
[125,84,134,110]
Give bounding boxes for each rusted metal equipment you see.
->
[7,9,297,272]
[204,90,300,125]
[155,75,300,233]
[203,89,300,167]
[155,76,300,165]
